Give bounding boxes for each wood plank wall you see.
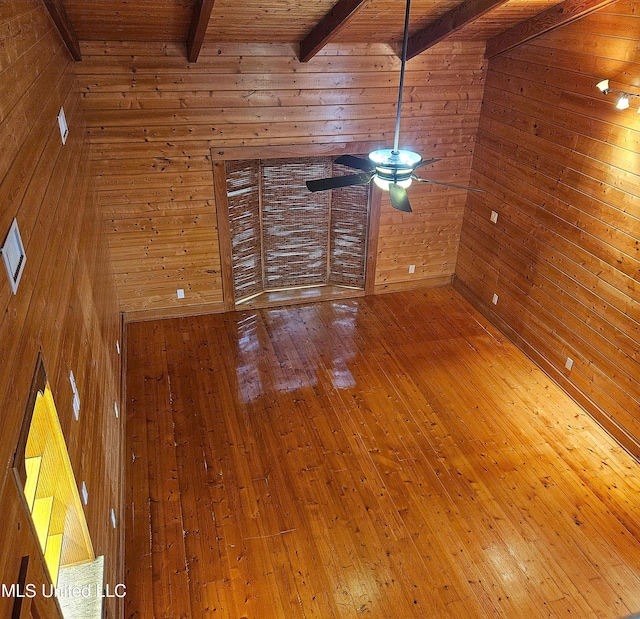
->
[0,1,123,616]
[455,0,640,457]
[78,40,487,317]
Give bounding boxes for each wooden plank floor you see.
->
[125,287,640,618]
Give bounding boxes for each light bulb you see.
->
[616,95,630,110]
[596,79,610,94]
[373,176,413,191]
[373,176,390,191]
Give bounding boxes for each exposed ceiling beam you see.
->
[299,0,370,63]
[187,0,215,63]
[485,0,617,58]
[406,0,510,60]
[41,0,82,61]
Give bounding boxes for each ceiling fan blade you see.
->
[389,183,412,212]
[414,157,441,169]
[412,176,483,192]
[334,154,375,172]
[306,172,373,192]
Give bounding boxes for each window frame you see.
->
[212,143,382,309]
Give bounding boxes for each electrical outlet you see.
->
[490,211,499,224]
[114,402,119,419]
[116,340,120,355]
[58,107,68,144]
[565,357,574,371]
[177,288,185,299]
[408,264,415,274]
[111,508,117,529]
[492,293,499,305]
[81,481,88,505]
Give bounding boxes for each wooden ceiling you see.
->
[45,0,615,64]
[58,0,552,44]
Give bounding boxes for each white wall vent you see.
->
[58,106,68,144]
[2,218,26,294]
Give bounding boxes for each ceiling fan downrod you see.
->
[367,0,421,195]
[393,0,412,154]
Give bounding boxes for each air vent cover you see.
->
[2,218,26,294]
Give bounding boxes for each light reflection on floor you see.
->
[233,301,361,401]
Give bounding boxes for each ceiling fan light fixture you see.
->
[373,176,413,191]
[369,148,421,191]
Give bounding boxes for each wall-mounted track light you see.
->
[596,78,640,113]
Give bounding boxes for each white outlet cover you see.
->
[116,340,121,355]
[408,264,415,274]
[110,508,117,529]
[81,481,88,505]
[492,293,499,305]
[114,402,119,419]
[490,211,499,224]
[177,288,185,299]
[565,357,574,370]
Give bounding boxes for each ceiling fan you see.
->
[306,0,480,213]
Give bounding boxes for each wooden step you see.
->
[31,495,54,551]
[24,456,42,511]
[44,533,63,586]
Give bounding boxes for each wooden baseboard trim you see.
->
[122,278,449,323]
[453,276,640,461]
[374,275,453,294]
[123,302,226,324]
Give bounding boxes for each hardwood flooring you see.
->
[125,287,640,618]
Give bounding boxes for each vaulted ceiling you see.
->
[44,0,617,64]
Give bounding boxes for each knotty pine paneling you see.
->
[0,1,122,616]
[80,40,487,316]
[64,0,195,43]
[456,0,640,456]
